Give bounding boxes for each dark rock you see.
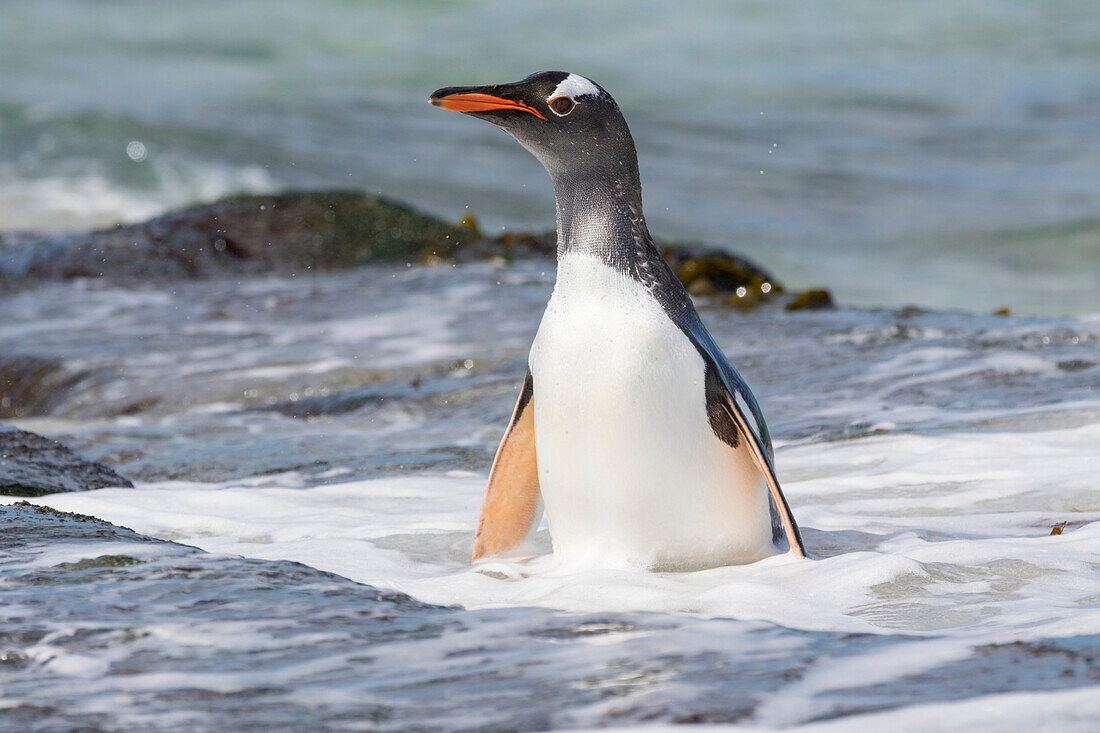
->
[892,305,929,318]
[0,355,98,419]
[55,554,144,570]
[0,426,133,496]
[0,192,482,284]
[663,245,782,299]
[457,228,557,263]
[1057,359,1095,372]
[785,288,836,311]
[267,387,388,419]
[6,500,118,526]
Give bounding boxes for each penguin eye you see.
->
[548,96,575,116]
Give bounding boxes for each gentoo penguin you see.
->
[430,71,805,570]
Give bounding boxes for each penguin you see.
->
[430,71,805,570]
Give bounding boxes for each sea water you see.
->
[1,262,1098,729]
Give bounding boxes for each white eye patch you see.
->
[547,73,600,105]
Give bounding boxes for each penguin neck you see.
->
[552,169,646,260]
[548,164,703,332]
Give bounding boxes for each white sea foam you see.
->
[0,161,277,232]
[570,684,1100,732]
[9,420,1098,642]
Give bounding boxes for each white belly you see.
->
[529,254,776,570]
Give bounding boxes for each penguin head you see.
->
[430,71,638,185]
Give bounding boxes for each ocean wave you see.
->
[0,159,277,232]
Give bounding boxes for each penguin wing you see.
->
[694,330,806,558]
[472,371,542,561]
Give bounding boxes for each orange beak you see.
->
[430,92,546,121]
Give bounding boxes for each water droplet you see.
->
[125,140,147,162]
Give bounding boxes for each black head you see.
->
[430,71,639,190]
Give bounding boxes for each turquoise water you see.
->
[1,0,1098,315]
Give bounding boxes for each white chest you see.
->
[528,254,774,570]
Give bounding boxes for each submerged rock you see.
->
[0,355,99,419]
[785,288,836,311]
[0,426,132,496]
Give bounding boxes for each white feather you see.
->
[735,391,760,438]
[528,254,776,570]
[548,73,600,102]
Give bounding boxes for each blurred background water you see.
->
[1,0,1098,314]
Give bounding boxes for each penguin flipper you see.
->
[692,329,806,558]
[472,371,542,561]
[716,383,806,558]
